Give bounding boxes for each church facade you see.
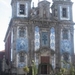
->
[4,0,74,74]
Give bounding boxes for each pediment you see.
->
[35,47,55,55]
[41,50,50,56]
[35,47,50,54]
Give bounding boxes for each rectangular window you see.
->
[62,8,67,18]
[60,6,70,20]
[19,4,25,15]
[63,29,68,39]
[19,29,25,37]
[17,2,28,17]
[20,56,24,62]
[19,27,26,37]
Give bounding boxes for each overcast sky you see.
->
[0,0,75,51]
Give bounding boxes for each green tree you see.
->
[32,60,37,75]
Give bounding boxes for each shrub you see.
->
[23,66,29,73]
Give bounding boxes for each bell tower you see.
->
[51,0,74,68]
[11,0,32,18]
[51,0,73,21]
[9,0,32,74]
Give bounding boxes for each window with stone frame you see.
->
[19,27,26,37]
[19,52,24,62]
[17,2,28,17]
[62,8,67,18]
[63,52,69,63]
[62,29,68,40]
[61,54,71,68]
[19,4,25,15]
[60,6,70,20]
[41,32,48,47]
[20,56,24,62]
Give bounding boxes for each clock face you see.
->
[61,40,71,53]
[16,38,28,52]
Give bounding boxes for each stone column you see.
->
[55,24,61,67]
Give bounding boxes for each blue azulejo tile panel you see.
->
[60,40,71,54]
[35,26,40,50]
[50,27,55,50]
[16,38,28,52]
[35,26,39,33]
[18,63,25,68]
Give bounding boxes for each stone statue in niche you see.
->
[54,7,58,17]
[43,4,47,18]
[54,9,58,17]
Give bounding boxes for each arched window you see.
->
[34,26,40,51]
[50,27,55,50]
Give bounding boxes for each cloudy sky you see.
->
[0,0,75,51]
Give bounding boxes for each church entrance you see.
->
[41,64,47,74]
[38,56,51,74]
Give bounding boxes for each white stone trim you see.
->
[51,55,56,69]
[17,1,28,17]
[11,49,13,61]
[17,26,19,38]
[60,5,70,20]
[61,56,64,68]
[17,26,28,38]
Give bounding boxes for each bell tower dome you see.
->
[11,0,32,18]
